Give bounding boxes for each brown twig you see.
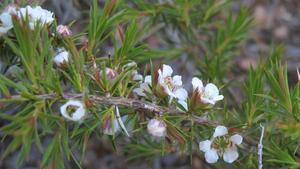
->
[7,93,218,126]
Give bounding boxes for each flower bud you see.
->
[54,48,69,66]
[103,118,120,135]
[147,119,167,137]
[100,68,118,81]
[56,25,72,37]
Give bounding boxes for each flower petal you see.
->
[213,95,224,102]
[162,64,173,77]
[173,88,188,100]
[178,100,188,111]
[204,149,219,163]
[192,77,203,90]
[199,140,212,152]
[204,83,219,97]
[144,75,152,84]
[173,75,182,86]
[133,88,145,96]
[132,72,143,81]
[213,125,228,138]
[201,97,216,105]
[223,147,239,163]
[147,119,167,137]
[230,134,243,145]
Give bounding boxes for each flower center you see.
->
[164,76,175,90]
[212,136,230,150]
[66,105,79,117]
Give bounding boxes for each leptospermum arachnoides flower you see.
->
[60,100,86,122]
[199,126,243,163]
[0,5,16,35]
[191,77,224,108]
[17,6,54,30]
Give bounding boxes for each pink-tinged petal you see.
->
[223,147,239,163]
[204,149,219,163]
[147,119,167,137]
[230,134,243,145]
[162,64,173,77]
[201,97,216,105]
[173,75,182,86]
[199,140,212,152]
[173,88,188,100]
[213,126,228,138]
[192,77,203,90]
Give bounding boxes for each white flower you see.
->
[199,125,243,164]
[18,6,54,30]
[147,118,167,137]
[192,77,224,105]
[0,6,17,34]
[56,25,72,37]
[157,64,188,101]
[60,100,86,122]
[53,48,69,66]
[133,75,152,97]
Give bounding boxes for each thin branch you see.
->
[7,93,218,126]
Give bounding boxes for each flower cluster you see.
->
[2,4,242,164]
[0,5,54,34]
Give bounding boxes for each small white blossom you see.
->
[147,118,167,137]
[56,25,72,37]
[53,48,69,66]
[60,100,86,122]
[158,64,188,101]
[0,6,17,34]
[199,125,243,164]
[192,77,224,105]
[18,6,54,30]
